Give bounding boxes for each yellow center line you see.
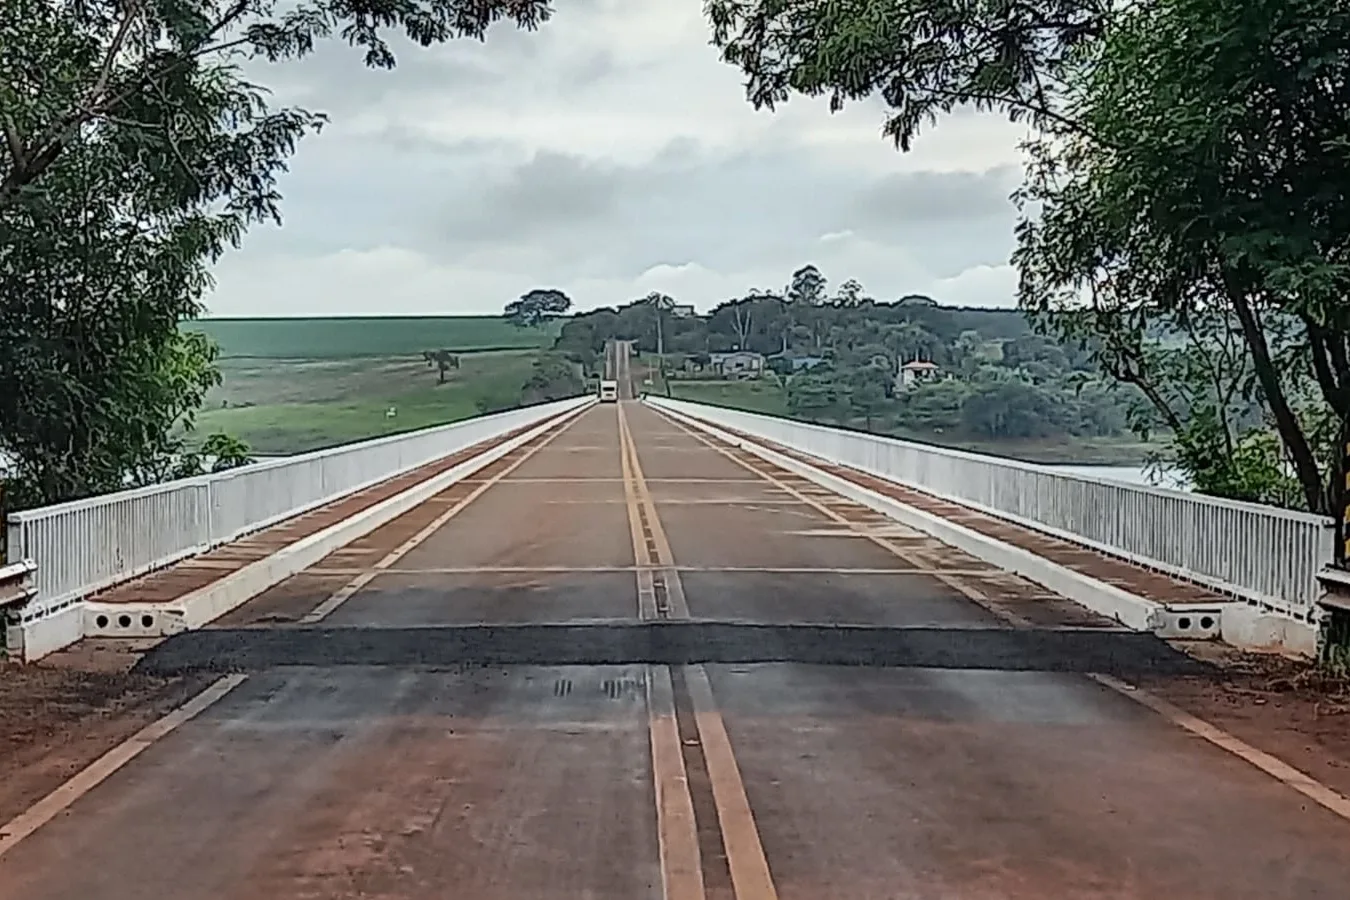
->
[620,400,659,620]
[624,401,780,900]
[620,396,704,900]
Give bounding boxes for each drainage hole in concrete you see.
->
[141,614,154,628]
[95,614,109,629]
[1200,615,1215,630]
[1178,617,1191,630]
[118,614,132,628]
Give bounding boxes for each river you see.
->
[1045,463,1191,492]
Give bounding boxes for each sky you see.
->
[205,0,1031,318]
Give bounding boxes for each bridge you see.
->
[1,341,1348,895]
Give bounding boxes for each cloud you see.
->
[206,0,1031,317]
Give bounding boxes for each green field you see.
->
[190,316,561,359]
[196,350,545,454]
[667,379,790,416]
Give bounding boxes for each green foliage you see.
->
[705,0,1109,150]
[174,432,255,479]
[2,0,555,508]
[521,352,584,404]
[1016,0,1350,512]
[0,0,553,206]
[505,289,573,329]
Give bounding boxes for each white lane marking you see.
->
[300,410,590,623]
[651,409,1350,823]
[652,412,1033,627]
[1091,674,1350,823]
[0,673,248,858]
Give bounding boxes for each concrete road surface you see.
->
[3,402,1349,899]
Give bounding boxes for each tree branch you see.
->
[90,0,142,109]
[2,116,24,168]
[1225,276,1327,512]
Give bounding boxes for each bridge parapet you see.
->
[4,397,591,658]
[647,396,1335,639]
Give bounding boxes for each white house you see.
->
[897,359,940,389]
[710,351,765,377]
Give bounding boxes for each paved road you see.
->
[3,401,1350,899]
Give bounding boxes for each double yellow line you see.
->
[617,401,778,900]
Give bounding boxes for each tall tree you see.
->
[0,0,553,207]
[505,288,573,329]
[642,291,676,356]
[1016,0,1350,512]
[1,0,560,509]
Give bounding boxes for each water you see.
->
[1045,463,1191,492]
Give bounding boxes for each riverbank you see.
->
[660,379,1167,468]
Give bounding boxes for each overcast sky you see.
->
[206,0,1030,318]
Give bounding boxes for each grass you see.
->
[189,315,561,360]
[667,378,789,416]
[195,349,542,455]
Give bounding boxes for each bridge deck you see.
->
[2,402,1348,899]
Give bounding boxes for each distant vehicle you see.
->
[599,380,618,402]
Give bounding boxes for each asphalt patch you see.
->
[134,621,1209,676]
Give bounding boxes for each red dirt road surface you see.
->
[2,393,1349,899]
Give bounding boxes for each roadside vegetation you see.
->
[702,0,1350,518]
[552,284,1166,466]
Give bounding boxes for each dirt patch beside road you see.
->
[1138,645,1350,800]
[0,644,211,825]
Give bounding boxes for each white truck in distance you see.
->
[599,380,618,402]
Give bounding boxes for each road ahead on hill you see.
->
[2,398,1349,899]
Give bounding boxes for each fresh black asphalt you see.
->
[135,620,1211,676]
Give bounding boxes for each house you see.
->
[710,350,765,377]
[671,303,696,318]
[896,359,940,389]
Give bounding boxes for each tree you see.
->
[835,278,868,307]
[705,0,1109,151]
[846,365,891,431]
[0,46,303,507]
[506,288,572,329]
[1015,0,1350,512]
[961,379,1058,440]
[1,0,558,510]
[644,291,676,356]
[787,372,838,422]
[0,0,553,207]
[521,352,584,404]
[787,264,827,306]
[423,350,460,384]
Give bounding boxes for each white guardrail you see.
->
[5,397,591,624]
[648,397,1335,620]
[0,559,37,611]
